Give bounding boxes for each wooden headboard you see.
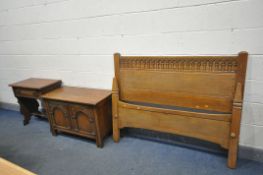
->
[114,52,248,113]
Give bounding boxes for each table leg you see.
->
[17,97,40,125]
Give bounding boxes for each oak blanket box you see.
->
[112,52,248,168]
[42,86,112,148]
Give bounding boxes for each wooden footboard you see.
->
[118,102,230,149]
[112,52,248,168]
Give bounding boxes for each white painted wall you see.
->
[0,0,262,149]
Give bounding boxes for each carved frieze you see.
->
[120,57,238,72]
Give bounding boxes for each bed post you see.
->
[112,53,121,142]
[227,51,248,168]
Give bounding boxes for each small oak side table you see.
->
[42,86,112,148]
[9,78,62,125]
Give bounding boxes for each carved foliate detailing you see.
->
[120,57,238,72]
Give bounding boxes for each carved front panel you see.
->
[120,56,238,73]
[48,102,71,130]
[69,105,96,136]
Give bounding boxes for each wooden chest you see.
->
[42,86,112,148]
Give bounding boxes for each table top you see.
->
[41,86,112,105]
[9,78,62,90]
[0,157,36,175]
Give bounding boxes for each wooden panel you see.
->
[118,106,230,148]
[119,71,236,112]
[77,113,92,131]
[70,105,96,136]
[14,89,39,98]
[0,158,36,175]
[95,99,112,139]
[118,101,231,122]
[54,109,70,129]
[120,56,238,69]
[49,103,71,130]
